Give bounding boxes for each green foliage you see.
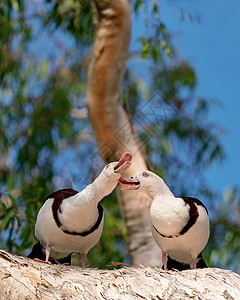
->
[205,188,240,273]
[150,63,224,172]
[140,23,174,61]
[86,193,128,269]
[44,0,94,43]
[0,0,238,273]
[0,0,85,252]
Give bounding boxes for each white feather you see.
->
[35,198,103,258]
[124,170,210,265]
[35,161,124,259]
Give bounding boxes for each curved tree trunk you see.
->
[87,0,162,266]
[0,250,239,299]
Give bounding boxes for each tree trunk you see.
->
[87,0,162,267]
[0,250,239,299]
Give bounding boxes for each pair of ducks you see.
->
[28,152,209,270]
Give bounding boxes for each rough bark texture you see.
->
[0,250,239,300]
[87,0,162,267]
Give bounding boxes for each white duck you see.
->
[119,170,209,270]
[28,152,132,267]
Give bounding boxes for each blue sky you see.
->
[25,1,239,195]
[134,0,239,193]
[166,0,240,192]
[162,0,240,192]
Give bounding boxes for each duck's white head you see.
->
[95,152,132,196]
[118,170,172,198]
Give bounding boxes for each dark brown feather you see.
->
[166,252,208,271]
[27,241,72,264]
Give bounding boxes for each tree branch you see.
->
[0,250,239,299]
[87,0,162,266]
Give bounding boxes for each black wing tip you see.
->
[27,241,44,259]
[27,241,72,265]
[56,253,72,264]
[196,252,208,268]
[166,253,208,271]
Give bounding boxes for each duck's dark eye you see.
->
[105,165,110,169]
[142,172,148,177]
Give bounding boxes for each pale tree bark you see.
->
[86,0,162,266]
[0,250,239,299]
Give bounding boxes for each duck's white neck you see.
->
[64,174,118,212]
[58,175,116,233]
[91,174,118,201]
[145,183,174,200]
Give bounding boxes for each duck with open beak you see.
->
[28,152,132,266]
[118,170,209,271]
[113,152,132,175]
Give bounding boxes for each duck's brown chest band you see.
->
[179,197,200,235]
[152,224,175,238]
[48,188,103,237]
[152,197,203,238]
